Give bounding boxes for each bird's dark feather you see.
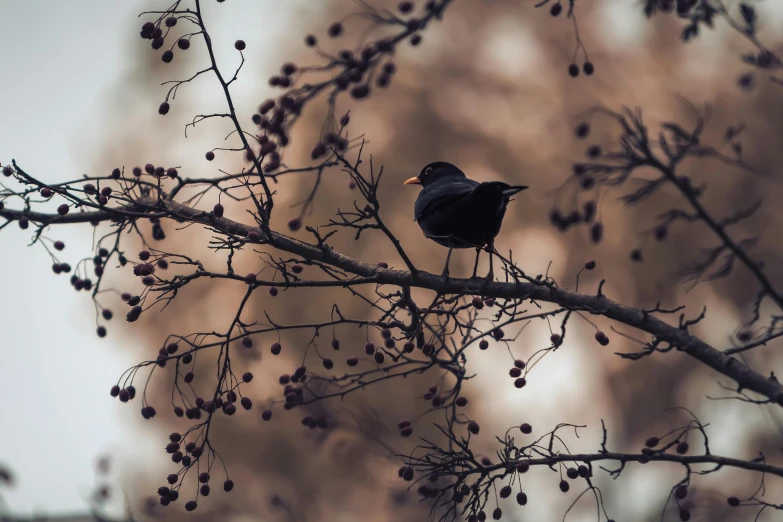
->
[414,177,478,223]
[409,162,527,249]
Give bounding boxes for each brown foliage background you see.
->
[84,1,783,520]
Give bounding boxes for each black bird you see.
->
[404,161,528,279]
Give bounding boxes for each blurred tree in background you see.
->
[2,1,783,521]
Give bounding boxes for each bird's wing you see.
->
[414,180,478,222]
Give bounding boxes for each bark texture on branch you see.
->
[3,197,781,406]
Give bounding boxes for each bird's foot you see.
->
[441,266,450,283]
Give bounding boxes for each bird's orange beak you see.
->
[403,177,422,185]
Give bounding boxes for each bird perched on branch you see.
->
[404,161,528,279]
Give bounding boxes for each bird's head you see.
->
[403,162,465,188]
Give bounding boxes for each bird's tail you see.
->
[502,185,528,197]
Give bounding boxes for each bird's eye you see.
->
[424,167,433,176]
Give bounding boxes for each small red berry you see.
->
[350,85,370,99]
[398,1,414,13]
[288,217,302,231]
[675,485,688,499]
[328,22,343,37]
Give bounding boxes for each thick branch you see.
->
[5,199,782,406]
[486,451,783,479]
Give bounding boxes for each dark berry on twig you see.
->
[328,23,343,37]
